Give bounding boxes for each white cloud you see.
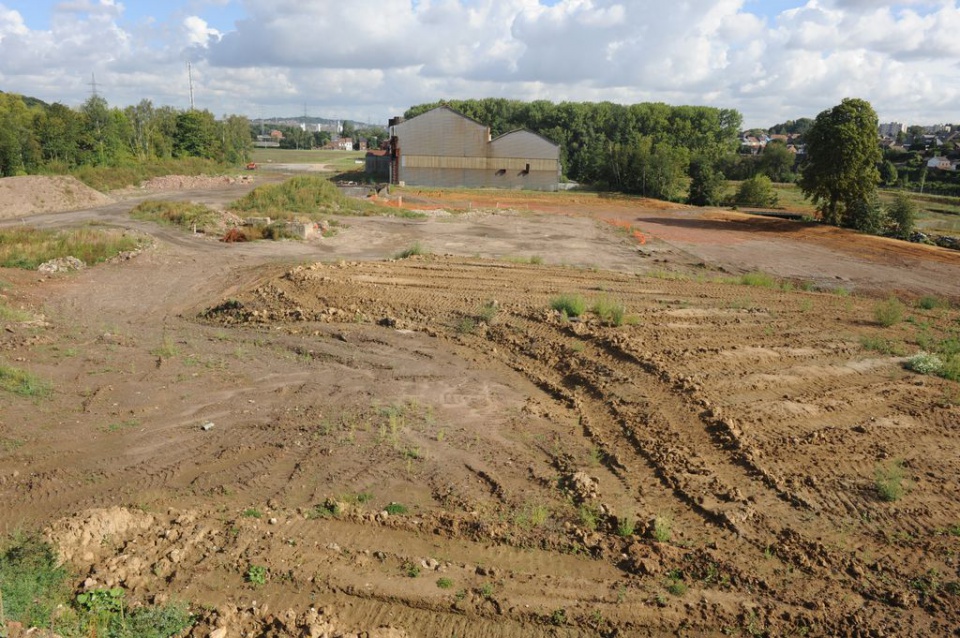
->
[0,0,958,127]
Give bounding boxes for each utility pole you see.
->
[88,72,99,97]
[187,63,196,110]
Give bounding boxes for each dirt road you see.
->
[1,179,959,636]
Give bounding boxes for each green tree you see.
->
[887,192,917,239]
[879,159,898,186]
[735,175,778,207]
[688,156,724,206]
[221,114,252,164]
[760,139,795,182]
[799,98,881,226]
[174,109,218,159]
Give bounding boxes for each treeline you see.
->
[0,91,252,178]
[405,98,743,201]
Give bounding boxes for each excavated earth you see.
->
[1,175,960,637]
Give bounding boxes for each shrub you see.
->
[845,195,887,235]
[905,352,943,375]
[550,294,586,318]
[734,175,778,208]
[617,516,636,537]
[875,459,906,502]
[873,297,904,327]
[477,301,499,324]
[917,295,942,310]
[436,577,454,589]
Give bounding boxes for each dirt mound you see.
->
[139,174,254,190]
[0,175,113,218]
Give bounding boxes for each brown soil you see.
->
[0,175,113,218]
[2,177,960,637]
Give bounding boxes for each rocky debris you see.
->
[37,256,85,274]
[139,174,253,190]
[192,605,409,638]
[910,231,960,251]
[564,471,599,503]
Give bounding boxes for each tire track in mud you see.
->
[193,256,960,634]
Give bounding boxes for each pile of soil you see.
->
[139,175,254,191]
[0,176,113,218]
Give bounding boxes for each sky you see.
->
[0,0,958,128]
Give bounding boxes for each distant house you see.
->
[383,106,560,191]
[323,137,354,151]
[927,156,956,171]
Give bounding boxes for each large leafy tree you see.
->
[799,98,881,226]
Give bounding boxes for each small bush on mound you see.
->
[873,297,904,327]
[734,175,778,208]
[0,227,142,269]
[551,294,586,318]
[131,200,220,233]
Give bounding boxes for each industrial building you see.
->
[379,106,560,191]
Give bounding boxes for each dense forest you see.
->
[0,91,252,178]
[406,99,743,201]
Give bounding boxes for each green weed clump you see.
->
[917,295,943,310]
[874,297,905,327]
[0,227,143,270]
[875,459,906,502]
[384,502,408,515]
[551,294,587,318]
[0,364,52,398]
[131,200,220,233]
[652,514,672,543]
[393,242,425,259]
[592,297,626,326]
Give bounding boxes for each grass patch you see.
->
[874,297,905,327]
[436,577,454,589]
[0,533,192,637]
[477,300,499,324]
[455,317,476,335]
[0,364,52,398]
[0,533,71,628]
[592,297,626,326]
[917,295,944,310]
[617,516,636,537]
[739,271,777,288]
[652,514,672,543]
[229,174,375,219]
[393,242,426,259]
[860,335,907,356]
[71,157,225,192]
[0,227,143,270]
[384,502,408,515]
[0,299,32,322]
[875,459,906,502]
[551,294,587,318]
[242,508,262,519]
[131,200,222,234]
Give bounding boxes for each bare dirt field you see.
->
[2,176,960,637]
